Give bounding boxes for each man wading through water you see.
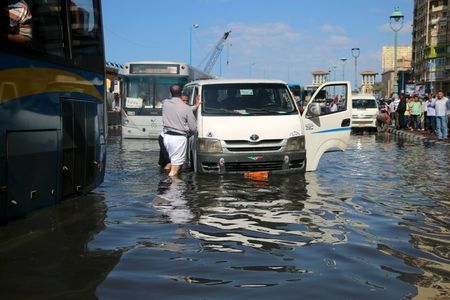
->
[161,85,197,176]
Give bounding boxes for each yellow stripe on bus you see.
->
[0,67,103,104]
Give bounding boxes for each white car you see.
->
[351,94,379,129]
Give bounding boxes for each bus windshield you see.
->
[202,83,298,116]
[124,76,188,110]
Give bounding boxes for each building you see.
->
[311,70,329,85]
[412,0,450,94]
[381,46,413,98]
[360,70,378,95]
[382,46,413,72]
[381,57,413,98]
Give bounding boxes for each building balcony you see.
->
[431,5,446,12]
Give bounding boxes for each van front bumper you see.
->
[196,150,306,174]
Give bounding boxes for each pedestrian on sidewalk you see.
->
[410,95,422,130]
[396,94,406,129]
[430,91,449,141]
[421,96,429,130]
[426,95,436,134]
[405,96,413,130]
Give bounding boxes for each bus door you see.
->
[301,82,352,171]
[62,99,97,198]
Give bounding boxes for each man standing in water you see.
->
[162,85,197,176]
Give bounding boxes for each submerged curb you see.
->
[387,128,449,145]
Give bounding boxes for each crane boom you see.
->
[203,31,231,75]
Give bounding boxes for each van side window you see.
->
[307,84,347,117]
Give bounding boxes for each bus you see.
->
[121,61,213,139]
[0,0,106,222]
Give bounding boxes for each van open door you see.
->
[301,81,352,171]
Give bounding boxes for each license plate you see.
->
[244,171,269,181]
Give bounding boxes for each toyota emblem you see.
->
[250,134,259,141]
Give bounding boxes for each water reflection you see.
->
[185,172,350,252]
[6,134,448,299]
[0,195,121,299]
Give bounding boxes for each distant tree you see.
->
[372,82,383,94]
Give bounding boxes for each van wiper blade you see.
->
[244,107,290,114]
[204,107,244,115]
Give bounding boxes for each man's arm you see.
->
[186,108,197,134]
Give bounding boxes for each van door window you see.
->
[306,84,348,117]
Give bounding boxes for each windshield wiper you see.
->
[204,107,243,115]
[244,107,291,114]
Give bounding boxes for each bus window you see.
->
[125,77,154,108]
[0,0,65,57]
[70,0,103,71]
[32,1,65,57]
[154,77,188,108]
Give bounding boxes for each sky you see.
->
[102,0,413,85]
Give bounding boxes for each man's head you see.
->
[170,85,182,98]
[437,91,444,99]
[181,93,189,104]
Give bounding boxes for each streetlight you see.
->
[390,6,404,97]
[189,24,199,65]
[249,62,255,78]
[332,65,337,95]
[340,57,347,80]
[351,48,360,92]
[332,64,337,80]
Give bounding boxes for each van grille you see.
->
[201,159,305,172]
[224,139,283,153]
[227,146,281,152]
[225,161,284,172]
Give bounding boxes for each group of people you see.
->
[158,85,200,177]
[381,91,450,141]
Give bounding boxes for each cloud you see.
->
[327,35,352,46]
[321,24,345,34]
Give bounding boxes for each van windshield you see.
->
[352,99,377,109]
[202,83,298,116]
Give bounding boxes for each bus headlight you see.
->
[197,138,223,153]
[286,136,305,151]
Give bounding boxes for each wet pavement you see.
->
[0,133,449,299]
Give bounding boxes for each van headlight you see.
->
[197,138,223,153]
[286,136,305,151]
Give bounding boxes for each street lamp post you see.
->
[390,7,404,97]
[332,64,337,94]
[351,48,360,92]
[340,57,347,80]
[249,62,255,78]
[189,24,199,65]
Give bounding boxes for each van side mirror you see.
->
[307,103,321,117]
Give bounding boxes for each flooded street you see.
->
[1,133,449,299]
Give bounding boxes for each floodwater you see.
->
[0,133,449,299]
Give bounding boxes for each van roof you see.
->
[187,78,288,86]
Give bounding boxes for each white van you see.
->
[182,79,352,174]
[351,94,379,129]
